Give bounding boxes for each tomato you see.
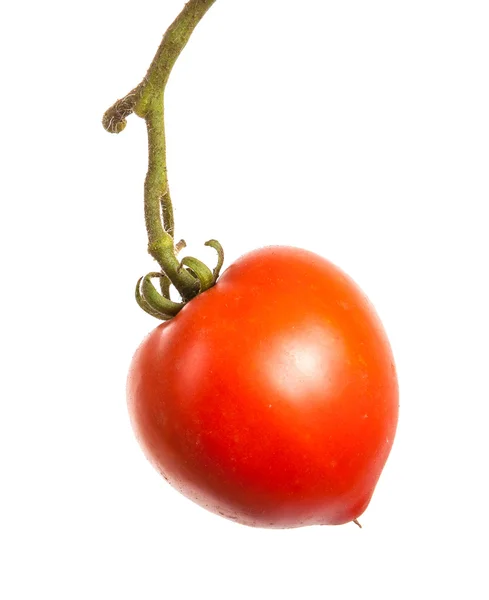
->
[127,246,398,528]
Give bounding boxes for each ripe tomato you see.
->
[127,246,398,527]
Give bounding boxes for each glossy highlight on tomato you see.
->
[127,247,398,528]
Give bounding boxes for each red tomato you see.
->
[127,247,398,528]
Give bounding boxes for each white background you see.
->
[1,1,488,598]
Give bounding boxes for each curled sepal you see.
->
[142,272,185,316]
[205,239,225,283]
[135,277,169,320]
[136,273,184,320]
[180,257,214,293]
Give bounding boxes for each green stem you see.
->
[144,100,175,239]
[135,0,218,117]
[103,0,217,302]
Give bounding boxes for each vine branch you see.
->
[102,0,221,311]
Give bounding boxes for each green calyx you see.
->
[102,0,223,321]
[135,241,224,321]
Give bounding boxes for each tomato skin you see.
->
[127,246,398,528]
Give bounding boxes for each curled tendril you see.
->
[102,87,140,134]
[136,272,184,321]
